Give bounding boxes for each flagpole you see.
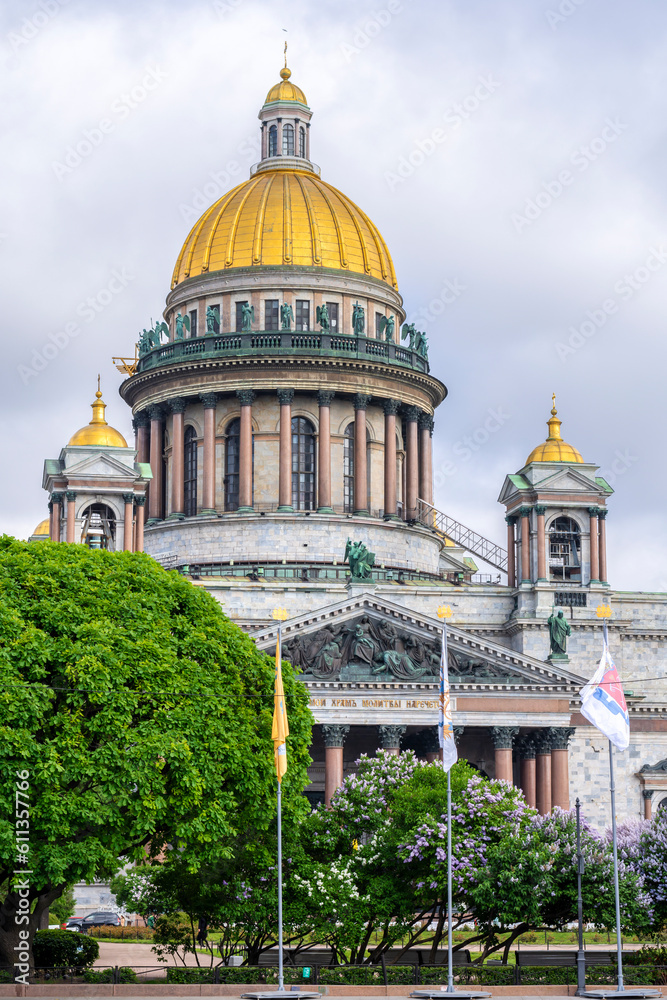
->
[443,617,454,994]
[599,619,622,993]
[277,620,284,994]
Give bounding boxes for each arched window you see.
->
[291,417,316,510]
[282,123,295,156]
[268,124,278,157]
[343,423,371,513]
[80,503,116,550]
[549,515,581,582]
[299,126,306,157]
[224,418,240,511]
[184,426,198,517]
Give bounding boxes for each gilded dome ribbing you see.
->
[171,169,397,288]
[68,388,128,448]
[525,398,583,465]
[32,518,49,536]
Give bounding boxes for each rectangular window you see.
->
[326,302,339,330]
[189,309,198,339]
[264,299,279,330]
[295,300,310,331]
[375,312,384,338]
[235,301,248,333]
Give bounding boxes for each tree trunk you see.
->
[0,887,62,976]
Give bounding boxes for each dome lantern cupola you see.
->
[256,47,315,174]
[525,395,583,465]
[68,379,128,448]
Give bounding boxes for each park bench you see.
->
[516,950,633,968]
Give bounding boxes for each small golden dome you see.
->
[68,385,128,448]
[172,169,397,288]
[32,518,50,536]
[264,65,308,106]
[525,396,583,464]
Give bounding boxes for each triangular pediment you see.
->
[62,450,136,479]
[530,466,602,493]
[252,592,586,690]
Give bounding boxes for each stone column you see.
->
[323,724,350,807]
[419,727,441,763]
[51,493,63,542]
[491,727,518,784]
[418,413,434,506]
[236,389,255,512]
[378,725,406,756]
[353,394,370,515]
[549,727,575,811]
[520,506,532,584]
[506,515,517,588]
[169,398,187,519]
[123,494,134,551]
[518,737,537,809]
[199,393,217,515]
[598,509,608,584]
[317,390,334,513]
[535,505,547,582]
[383,399,399,520]
[277,388,295,512]
[643,789,654,821]
[405,406,420,520]
[535,731,553,815]
[589,507,600,583]
[135,497,146,552]
[147,404,164,523]
[65,491,76,544]
[135,412,150,464]
[48,501,54,540]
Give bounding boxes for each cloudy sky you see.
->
[1,0,666,591]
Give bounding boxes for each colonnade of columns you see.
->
[505,506,608,587]
[47,491,146,551]
[142,389,434,522]
[320,723,574,811]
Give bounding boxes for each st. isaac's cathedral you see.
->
[34,61,667,831]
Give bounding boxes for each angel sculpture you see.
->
[344,538,375,580]
[316,303,330,332]
[175,312,191,341]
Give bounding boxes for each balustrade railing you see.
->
[136,331,429,374]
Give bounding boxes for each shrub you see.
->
[33,930,99,970]
[83,967,137,984]
[88,925,153,940]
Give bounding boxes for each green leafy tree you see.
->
[49,886,75,925]
[0,538,312,966]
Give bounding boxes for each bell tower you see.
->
[498,397,612,619]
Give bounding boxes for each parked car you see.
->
[66,912,121,932]
[82,911,121,928]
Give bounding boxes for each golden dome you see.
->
[68,386,128,448]
[172,169,397,288]
[264,66,308,106]
[32,518,50,536]
[525,396,583,465]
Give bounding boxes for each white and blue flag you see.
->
[580,639,630,751]
[438,626,458,771]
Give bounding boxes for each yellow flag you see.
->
[272,632,289,782]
